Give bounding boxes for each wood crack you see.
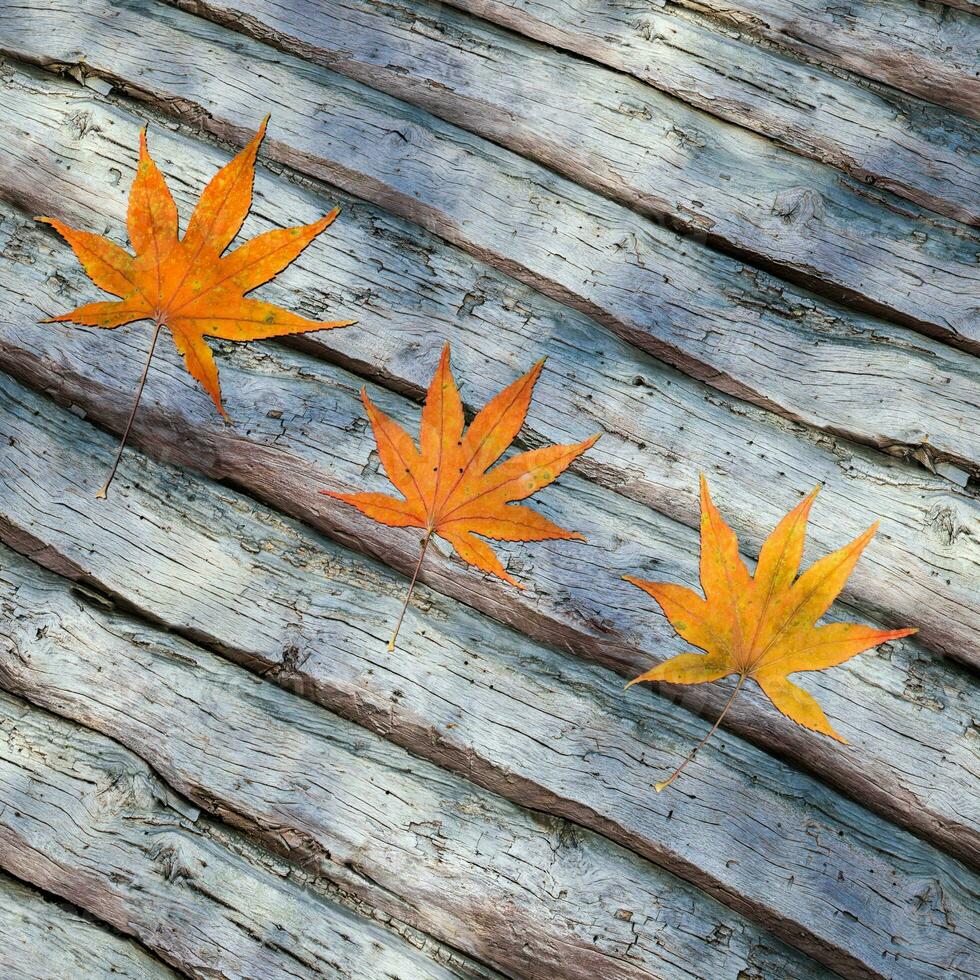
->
[1,241,978,867]
[164,0,980,350]
[0,685,506,980]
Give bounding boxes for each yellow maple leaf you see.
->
[626,475,916,791]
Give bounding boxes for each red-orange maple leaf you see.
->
[324,344,599,649]
[38,117,354,497]
[626,476,916,791]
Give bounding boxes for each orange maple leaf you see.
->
[626,476,916,791]
[324,344,599,649]
[38,117,354,498]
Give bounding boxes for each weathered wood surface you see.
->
[433,0,980,225]
[0,689,509,980]
[2,375,979,980]
[6,4,980,468]
[0,550,844,980]
[1,90,979,847]
[0,871,180,980]
[3,207,979,875]
[0,2,978,976]
[671,0,980,119]
[168,0,980,350]
[6,127,980,820]
[0,82,976,668]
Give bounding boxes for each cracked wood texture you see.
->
[4,1,980,466]
[0,70,978,670]
[1,372,979,979]
[0,0,978,977]
[671,0,980,118]
[438,0,980,224]
[2,200,980,874]
[0,870,180,980]
[0,684,506,980]
[0,547,836,980]
[170,0,980,349]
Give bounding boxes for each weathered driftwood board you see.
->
[1,71,978,673]
[0,0,978,977]
[434,0,980,224]
[0,549,838,980]
[5,370,980,978]
[668,0,980,117]
[168,0,980,348]
[0,871,180,980]
[0,684,506,980]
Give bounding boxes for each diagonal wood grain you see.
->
[0,871,180,980]
[3,143,980,847]
[1,216,978,868]
[3,3,980,471]
[3,280,977,865]
[432,0,980,224]
[0,2,975,977]
[0,689,495,980]
[0,67,976,672]
[167,0,980,349]
[671,0,980,120]
[0,551,843,980]
[1,376,979,980]
[1,106,978,867]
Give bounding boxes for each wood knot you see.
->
[772,188,825,227]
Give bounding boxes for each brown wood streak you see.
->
[929,0,980,13]
[433,0,980,224]
[0,870,180,980]
[166,0,980,350]
[2,2,980,473]
[0,551,841,980]
[0,101,978,868]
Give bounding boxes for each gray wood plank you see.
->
[1,378,978,980]
[672,0,980,121]
[0,871,180,980]
[165,0,980,350]
[0,81,975,672]
[0,553,841,980]
[3,176,980,857]
[435,0,980,225]
[0,692,492,980]
[3,4,980,473]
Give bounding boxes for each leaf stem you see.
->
[656,673,746,792]
[388,529,432,652]
[97,319,163,500]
